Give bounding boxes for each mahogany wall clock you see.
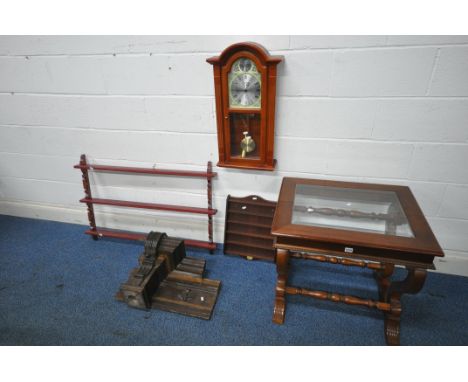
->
[207,42,283,171]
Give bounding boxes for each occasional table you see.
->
[271,177,444,345]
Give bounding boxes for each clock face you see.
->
[228,58,261,108]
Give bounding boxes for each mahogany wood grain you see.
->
[273,177,444,259]
[273,249,289,324]
[73,163,217,178]
[80,197,217,215]
[290,252,385,271]
[78,154,98,240]
[285,286,392,311]
[207,161,214,254]
[84,228,216,250]
[224,195,276,261]
[383,268,427,345]
[207,42,282,171]
[271,177,444,345]
[74,156,217,253]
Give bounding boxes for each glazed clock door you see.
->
[222,55,266,164]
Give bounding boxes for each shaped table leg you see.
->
[273,249,290,324]
[383,268,427,345]
[374,263,395,301]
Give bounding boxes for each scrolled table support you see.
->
[273,249,290,324]
[383,267,427,346]
[374,262,395,301]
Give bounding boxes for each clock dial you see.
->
[229,58,261,108]
[230,74,260,107]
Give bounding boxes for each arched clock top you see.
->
[206,42,283,66]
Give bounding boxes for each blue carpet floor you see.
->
[0,214,467,345]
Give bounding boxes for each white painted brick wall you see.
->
[437,185,468,219]
[429,46,468,96]
[277,98,376,139]
[0,35,467,276]
[372,99,468,142]
[409,144,468,183]
[330,48,437,96]
[278,51,333,96]
[0,36,291,55]
[0,94,216,133]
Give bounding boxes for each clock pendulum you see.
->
[240,131,256,158]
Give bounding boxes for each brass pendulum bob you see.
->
[240,131,256,158]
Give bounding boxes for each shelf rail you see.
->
[74,154,217,252]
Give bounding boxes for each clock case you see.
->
[207,42,283,171]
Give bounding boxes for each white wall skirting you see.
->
[0,200,224,243]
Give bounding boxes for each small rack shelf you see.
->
[224,195,277,261]
[74,154,217,252]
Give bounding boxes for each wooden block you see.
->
[176,257,206,277]
[152,272,221,320]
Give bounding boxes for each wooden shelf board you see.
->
[227,209,274,218]
[74,163,216,178]
[85,228,216,250]
[229,198,276,208]
[228,219,272,229]
[224,247,274,261]
[81,197,217,216]
[225,239,274,251]
[217,161,276,172]
[226,229,274,241]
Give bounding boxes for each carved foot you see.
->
[273,249,289,325]
[382,268,426,345]
[273,297,286,324]
[385,316,400,346]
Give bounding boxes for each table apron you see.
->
[274,239,435,270]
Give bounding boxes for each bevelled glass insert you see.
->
[292,184,414,237]
[228,58,261,109]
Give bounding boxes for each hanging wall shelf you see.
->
[74,154,217,252]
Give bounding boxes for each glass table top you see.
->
[292,184,414,237]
